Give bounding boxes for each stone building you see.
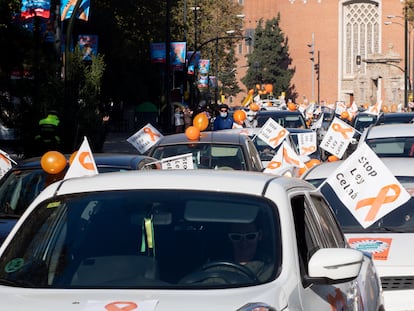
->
[232,0,408,108]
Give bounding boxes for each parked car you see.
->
[256,110,308,129]
[358,123,414,157]
[0,170,383,310]
[302,157,414,310]
[0,153,159,245]
[352,112,378,133]
[148,131,263,171]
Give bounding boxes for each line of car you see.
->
[3,110,412,310]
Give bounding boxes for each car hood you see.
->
[0,283,288,311]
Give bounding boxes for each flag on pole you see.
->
[264,141,305,175]
[365,100,382,115]
[320,117,355,159]
[64,136,98,179]
[322,142,410,228]
[257,118,290,149]
[127,123,163,154]
[297,131,317,156]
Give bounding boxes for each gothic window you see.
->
[342,1,380,76]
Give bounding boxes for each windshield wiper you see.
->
[0,214,20,219]
[0,278,35,287]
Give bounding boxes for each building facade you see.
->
[233,0,407,108]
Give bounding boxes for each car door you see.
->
[291,192,370,311]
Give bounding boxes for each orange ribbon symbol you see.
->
[267,161,281,169]
[332,123,353,139]
[79,151,95,170]
[269,129,286,146]
[105,301,138,311]
[0,154,10,166]
[301,146,316,154]
[355,184,401,221]
[283,147,300,166]
[144,127,161,141]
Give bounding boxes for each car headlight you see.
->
[237,302,277,311]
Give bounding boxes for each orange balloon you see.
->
[250,102,260,111]
[382,105,389,113]
[288,103,296,111]
[69,151,78,165]
[255,84,261,90]
[328,155,339,162]
[391,104,397,112]
[185,126,200,140]
[340,111,349,120]
[41,151,67,174]
[363,103,369,110]
[305,159,321,168]
[264,84,273,93]
[192,112,209,131]
[233,110,246,124]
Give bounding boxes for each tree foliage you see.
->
[241,15,296,100]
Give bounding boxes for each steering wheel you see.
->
[179,260,258,284]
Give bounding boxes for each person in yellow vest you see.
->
[35,112,62,154]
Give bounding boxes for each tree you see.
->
[241,15,296,101]
[170,0,244,105]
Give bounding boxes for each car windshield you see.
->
[320,176,414,233]
[366,137,414,157]
[257,114,307,128]
[151,143,247,170]
[353,115,377,132]
[0,190,279,289]
[0,168,65,217]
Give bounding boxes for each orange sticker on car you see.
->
[348,237,393,260]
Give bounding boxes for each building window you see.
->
[342,1,380,77]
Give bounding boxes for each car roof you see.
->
[364,123,414,139]
[302,157,414,181]
[150,131,247,146]
[37,170,313,200]
[376,112,414,124]
[257,110,303,116]
[11,153,156,171]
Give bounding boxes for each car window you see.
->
[151,143,247,170]
[0,190,281,289]
[366,137,414,157]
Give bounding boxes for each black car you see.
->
[375,111,414,125]
[0,153,159,244]
[256,110,308,129]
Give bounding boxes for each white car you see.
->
[302,157,414,311]
[358,123,414,157]
[0,170,383,311]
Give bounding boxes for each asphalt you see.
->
[102,131,140,154]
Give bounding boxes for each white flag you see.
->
[310,113,323,130]
[264,141,304,175]
[365,100,382,115]
[320,117,355,159]
[127,123,163,154]
[297,132,317,156]
[0,149,15,178]
[64,137,98,179]
[257,118,290,149]
[160,153,194,170]
[323,142,411,228]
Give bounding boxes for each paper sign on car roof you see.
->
[322,142,411,228]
